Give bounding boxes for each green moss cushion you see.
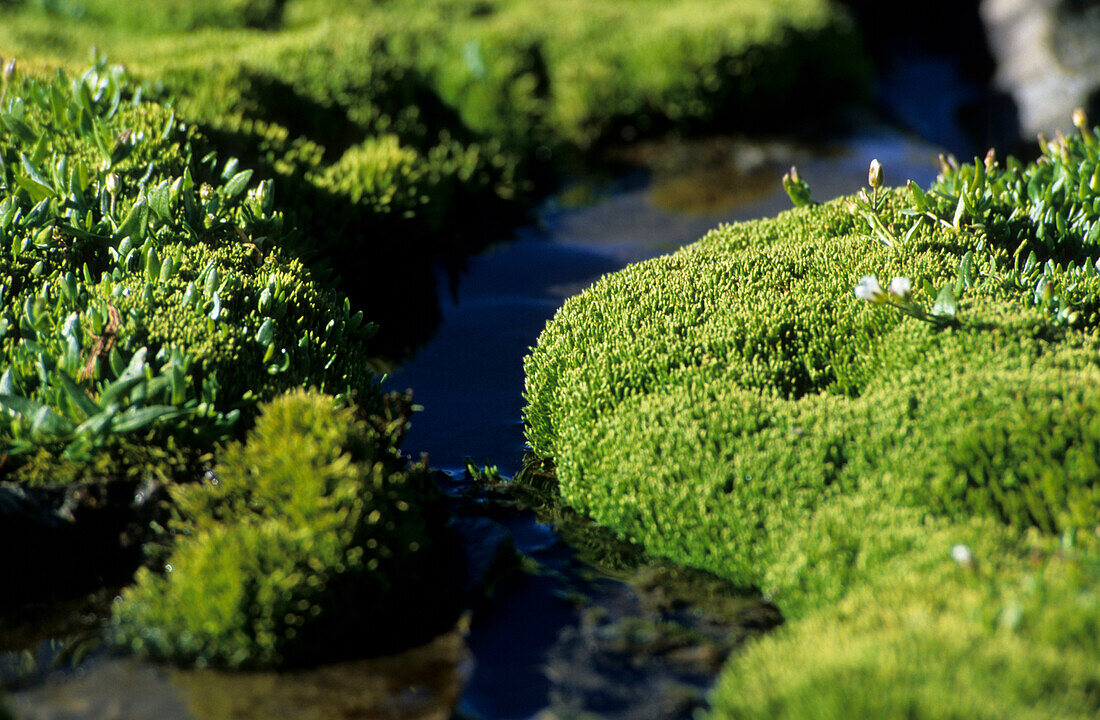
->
[112,389,460,668]
[524,144,1100,717]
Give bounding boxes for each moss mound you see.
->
[523,124,1100,717]
[112,388,460,668]
[714,532,1100,719]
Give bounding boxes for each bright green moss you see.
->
[713,523,1100,720]
[524,194,949,459]
[112,389,459,668]
[524,134,1100,717]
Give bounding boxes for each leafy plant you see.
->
[0,61,378,478]
[917,114,1100,325]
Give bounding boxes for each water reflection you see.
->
[172,629,470,720]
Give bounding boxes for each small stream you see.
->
[3,127,942,720]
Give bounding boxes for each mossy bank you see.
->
[112,389,460,669]
[524,124,1100,717]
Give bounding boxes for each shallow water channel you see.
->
[3,128,941,720]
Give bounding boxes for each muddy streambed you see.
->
[2,128,940,720]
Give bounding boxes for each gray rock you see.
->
[981,0,1100,137]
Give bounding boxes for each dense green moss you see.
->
[112,389,460,668]
[526,196,1100,591]
[523,124,1100,717]
[712,519,1100,720]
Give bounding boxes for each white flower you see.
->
[951,544,973,567]
[887,276,911,299]
[854,275,885,302]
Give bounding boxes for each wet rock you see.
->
[539,578,766,720]
[663,644,725,675]
[981,0,1100,137]
[0,479,169,607]
[10,625,473,720]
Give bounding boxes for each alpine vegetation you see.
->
[0,61,377,483]
[524,120,1100,719]
[112,389,460,668]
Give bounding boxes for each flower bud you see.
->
[256,178,274,213]
[2,58,15,84]
[868,159,884,189]
[1073,108,1088,129]
[105,173,121,195]
[781,166,812,207]
[937,153,957,176]
[984,148,997,172]
[199,183,215,202]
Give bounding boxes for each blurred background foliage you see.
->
[0,0,870,354]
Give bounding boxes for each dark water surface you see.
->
[4,128,941,720]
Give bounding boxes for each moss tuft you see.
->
[112,389,460,668]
